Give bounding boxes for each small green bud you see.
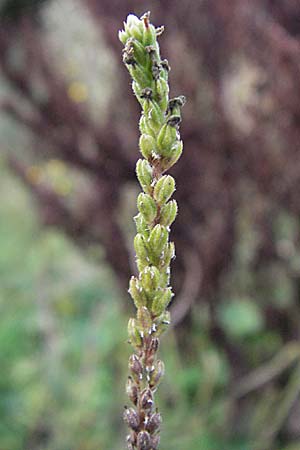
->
[130,26,143,42]
[128,318,143,348]
[124,14,143,41]
[143,25,156,46]
[139,133,156,159]
[160,241,175,268]
[129,63,151,87]
[134,213,149,235]
[137,306,152,334]
[156,78,169,99]
[166,140,183,168]
[158,95,168,112]
[136,258,147,273]
[157,123,177,155]
[148,101,164,129]
[159,266,170,287]
[148,224,168,259]
[141,117,157,139]
[134,234,149,263]
[118,29,129,45]
[132,81,142,102]
[155,310,171,335]
[132,39,148,66]
[141,12,157,46]
[153,175,175,205]
[137,193,158,223]
[129,276,147,308]
[139,115,147,134]
[136,159,153,194]
[140,266,160,293]
[151,287,173,316]
[160,199,178,227]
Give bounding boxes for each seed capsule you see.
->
[146,411,162,434]
[127,438,134,450]
[127,432,136,448]
[149,337,159,353]
[137,430,151,450]
[126,376,139,405]
[137,306,152,332]
[149,360,165,388]
[129,354,143,381]
[123,406,140,431]
[151,435,160,449]
[139,388,154,411]
[128,318,142,348]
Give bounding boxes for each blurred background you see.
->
[1,0,300,449]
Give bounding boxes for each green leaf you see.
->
[218,298,264,338]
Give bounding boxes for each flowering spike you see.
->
[119,11,185,448]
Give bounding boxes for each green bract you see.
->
[119,12,185,449]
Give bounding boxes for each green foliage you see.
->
[0,165,127,450]
[218,298,264,338]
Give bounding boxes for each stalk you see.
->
[119,12,185,450]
